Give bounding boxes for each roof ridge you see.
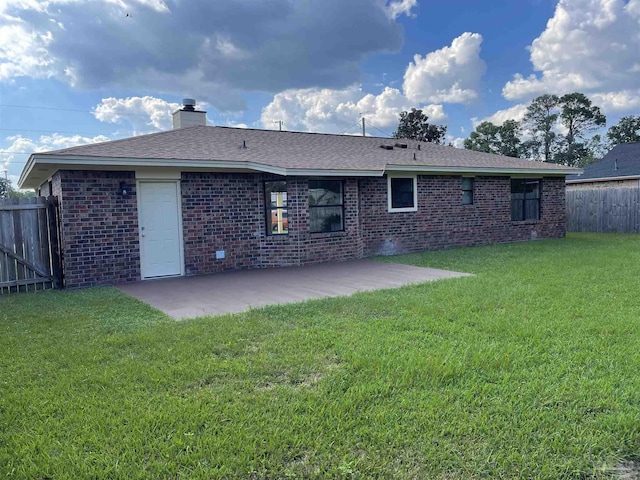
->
[40,124,408,156]
[210,125,402,141]
[40,125,208,155]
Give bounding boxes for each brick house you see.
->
[18,101,580,288]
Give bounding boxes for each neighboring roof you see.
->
[19,125,580,188]
[567,142,640,183]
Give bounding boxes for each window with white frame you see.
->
[387,175,417,212]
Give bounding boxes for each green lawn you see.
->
[2,233,640,479]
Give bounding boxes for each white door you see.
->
[138,181,183,279]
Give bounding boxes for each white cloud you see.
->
[225,121,249,129]
[259,30,489,135]
[590,89,640,113]
[0,23,55,81]
[447,136,465,148]
[92,96,181,133]
[4,133,109,158]
[403,32,486,104]
[260,85,445,135]
[2,132,110,180]
[473,103,528,128]
[386,0,418,19]
[502,0,640,110]
[214,35,250,60]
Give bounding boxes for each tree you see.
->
[0,177,35,199]
[393,108,447,144]
[580,134,609,166]
[554,93,606,166]
[496,120,522,158]
[607,115,640,146]
[523,94,560,162]
[0,177,11,198]
[464,120,522,158]
[553,142,591,168]
[464,121,499,153]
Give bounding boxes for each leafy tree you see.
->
[393,108,447,144]
[0,177,11,198]
[553,93,606,166]
[0,177,35,199]
[519,138,541,161]
[464,121,499,153]
[464,120,522,158]
[11,188,36,199]
[558,93,606,146]
[580,134,609,166]
[523,94,560,162]
[607,115,640,145]
[553,142,591,168]
[496,120,522,158]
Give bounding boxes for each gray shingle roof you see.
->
[567,142,640,182]
[20,126,580,188]
[38,125,576,172]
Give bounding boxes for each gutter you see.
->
[19,153,582,189]
[566,175,640,184]
[385,164,582,176]
[18,153,385,188]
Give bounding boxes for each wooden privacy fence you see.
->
[566,188,640,233]
[0,197,62,294]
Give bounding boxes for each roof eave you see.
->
[566,174,640,184]
[18,154,386,188]
[17,154,37,189]
[385,164,581,176]
[19,153,581,189]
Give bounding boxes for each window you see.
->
[511,179,540,221]
[309,180,344,233]
[265,181,288,235]
[462,177,474,205]
[387,175,417,212]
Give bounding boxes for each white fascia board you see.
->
[17,154,37,189]
[30,154,288,175]
[20,154,385,187]
[566,175,640,184]
[385,164,582,176]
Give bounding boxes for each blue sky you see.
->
[2,0,639,187]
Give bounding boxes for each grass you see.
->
[2,232,640,479]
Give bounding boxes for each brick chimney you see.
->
[172,98,207,129]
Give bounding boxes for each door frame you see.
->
[136,179,185,279]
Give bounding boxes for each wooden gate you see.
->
[0,197,62,294]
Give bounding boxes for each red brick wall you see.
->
[360,175,566,256]
[257,177,304,268]
[181,173,262,275]
[54,171,566,287]
[180,174,362,274]
[54,171,140,288]
[259,177,360,267]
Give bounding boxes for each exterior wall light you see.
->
[119,181,130,197]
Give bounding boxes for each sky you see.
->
[1,0,639,188]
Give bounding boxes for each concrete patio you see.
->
[117,260,471,319]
